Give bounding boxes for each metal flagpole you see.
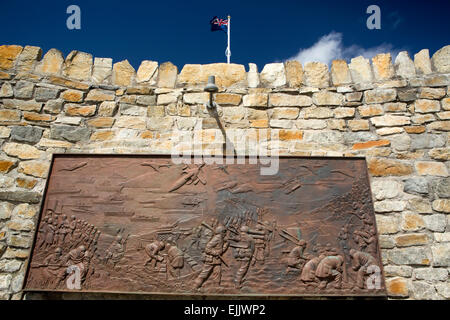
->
[226,15,231,64]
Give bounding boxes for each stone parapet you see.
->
[0,44,449,300]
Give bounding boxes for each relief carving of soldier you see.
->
[252,224,269,266]
[353,226,377,254]
[36,216,49,249]
[287,239,307,271]
[300,254,325,285]
[68,215,77,241]
[188,225,203,250]
[87,228,98,248]
[193,225,229,289]
[45,209,55,222]
[105,234,128,265]
[315,255,344,289]
[42,247,66,287]
[350,249,378,289]
[71,219,83,248]
[81,250,94,283]
[233,226,255,288]
[144,240,165,268]
[50,245,87,288]
[57,214,70,245]
[44,218,56,249]
[338,226,349,251]
[165,243,184,278]
[65,245,86,266]
[79,224,92,247]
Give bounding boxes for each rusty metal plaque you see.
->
[24,155,386,296]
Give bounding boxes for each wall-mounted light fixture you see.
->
[204,75,218,109]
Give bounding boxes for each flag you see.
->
[210,16,228,32]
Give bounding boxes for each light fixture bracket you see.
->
[204,75,218,109]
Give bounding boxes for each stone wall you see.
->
[0,44,449,300]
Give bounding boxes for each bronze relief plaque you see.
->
[24,155,386,296]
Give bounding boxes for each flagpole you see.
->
[227,15,231,64]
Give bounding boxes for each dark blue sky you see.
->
[2,0,449,71]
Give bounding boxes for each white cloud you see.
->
[287,32,400,65]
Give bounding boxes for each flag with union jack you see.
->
[210,16,228,32]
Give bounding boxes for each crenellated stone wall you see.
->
[0,44,449,300]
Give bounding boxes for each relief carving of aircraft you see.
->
[168,164,206,192]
